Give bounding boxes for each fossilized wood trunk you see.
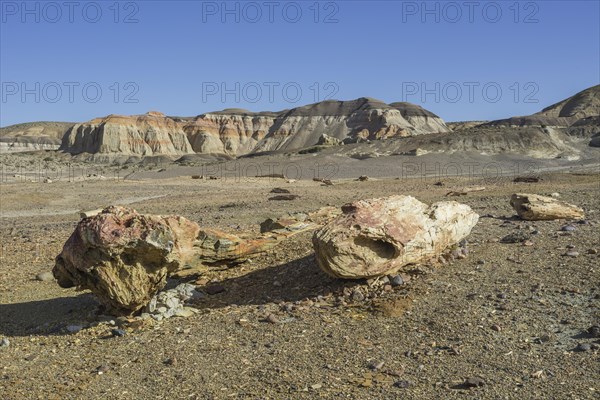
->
[53,206,339,315]
[312,196,479,279]
[510,193,584,220]
[53,206,200,315]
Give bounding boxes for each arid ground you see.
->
[0,160,599,399]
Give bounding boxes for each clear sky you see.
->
[1,0,598,126]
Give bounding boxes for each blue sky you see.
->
[1,0,599,126]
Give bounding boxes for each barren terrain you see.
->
[0,163,598,399]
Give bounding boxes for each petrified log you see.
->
[54,206,336,315]
[312,195,479,279]
[510,193,584,220]
[54,206,200,315]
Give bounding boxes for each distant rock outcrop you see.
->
[57,98,449,159]
[252,98,448,153]
[485,85,600,128]
[60,112,194,157]
[0,121,74,153]
[183,110,277,155]
[7,85,598,160]
[428,85,600,159]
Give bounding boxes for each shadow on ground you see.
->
[193,255,359,310]
[0,293,99,337]
[0,255,364,336]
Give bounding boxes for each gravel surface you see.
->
[1,168,599,399]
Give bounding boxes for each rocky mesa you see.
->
[56,98,449,159]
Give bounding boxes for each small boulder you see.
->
[510,193,584,220]
[316,133,342,146]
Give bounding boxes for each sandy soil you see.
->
[0,168,599,399]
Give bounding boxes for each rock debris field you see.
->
[0,171,599,399]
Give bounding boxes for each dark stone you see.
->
[111,329,126,337]
[464,377,485,387]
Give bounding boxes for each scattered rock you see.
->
[111,329,126,337]
[550,192,560,198]
[587,325,600,337]
[564,251,579,258]
[145,283,202,320]
[191,175,202,179]
[263,313,280,324]
[174,307,196,318]
[351,290,365,302]
[510,193,585,220]
[268,194,300,201]
[313,195,479,278]
[389,275,404,286]
[270,188,290,194]
[317,133,342,146]
[66,325,83,334]
[259,215,310,234]
[575,343,591,352]
[464,376,485,387]
[394,380,411,388]
[514,176,540,183]
[0,338,9,348]
[368,361,385,370]
[164,357,177,366]
[560,224,577,232]
[357,175,369,181]
[35,271,54,282]
[500,231,531,244]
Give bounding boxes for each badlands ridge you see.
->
[1,85,598,162]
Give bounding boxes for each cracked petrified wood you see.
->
[54,206,200,315]
[312,195,479,279]
[54,206,335,315]
[510,193,584,220]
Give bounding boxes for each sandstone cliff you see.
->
[183,110,278,155]
[252,98,449,153]
[58,99,449,158]
[60,112,194,156]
